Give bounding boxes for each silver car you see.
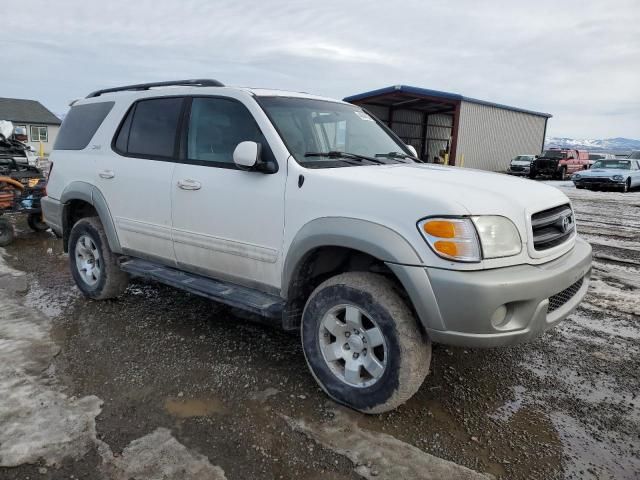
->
[506,154,536,176]
[573,153,640,192]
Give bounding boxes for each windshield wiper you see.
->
[304,151,385,164]
[374,151,420,163]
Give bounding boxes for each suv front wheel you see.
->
[301,272,431,413]
[69,217,129,299]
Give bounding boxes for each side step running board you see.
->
[120,258,285,318]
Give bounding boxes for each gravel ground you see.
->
[0,180,638,479]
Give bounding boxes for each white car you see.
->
[506,154,537,176]
[42,79,592,413]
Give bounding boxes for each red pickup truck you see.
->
[530,148,590,179]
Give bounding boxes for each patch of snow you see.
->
[283,409,490,480]
[100,428,227,480]
[0,252,227,478]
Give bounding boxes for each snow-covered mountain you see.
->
[545,137,640,152]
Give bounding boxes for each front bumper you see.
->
[41,196,64,237]
[388,237,592,348]
[574,178,625,189]
[507,167,530,176]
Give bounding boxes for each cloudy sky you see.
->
[3,0,639,138]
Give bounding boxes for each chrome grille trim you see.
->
[531,204,575,251]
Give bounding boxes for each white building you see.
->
[0,97,62,155]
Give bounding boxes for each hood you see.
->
[312,163,569,221]
[510,160,532,166]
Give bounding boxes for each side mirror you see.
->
[233,141,260,169]
[405,145,418,158]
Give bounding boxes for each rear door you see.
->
[170,95,286,291]
[96,96,184,264]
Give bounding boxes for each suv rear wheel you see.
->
[69,217,129,299]
[301,272,431,413]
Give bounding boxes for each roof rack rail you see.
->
[86,79,224,98]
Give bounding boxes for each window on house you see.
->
[30,126,48,142]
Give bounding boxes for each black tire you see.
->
[68,217,129,299]
[529,170,537,179]
[0,217,15,247]
[301,272,431,414]
[556,167,567,181]
[622,179,630,193]
[27,212,49,232]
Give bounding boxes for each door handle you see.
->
[99,170,115,179]
[177,179,202,191]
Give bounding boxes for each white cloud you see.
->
[2,0,639,137]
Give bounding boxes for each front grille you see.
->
[510,165,524,172]
[531,204,575,250]
[578,177,613,184]
[548,277,584,313]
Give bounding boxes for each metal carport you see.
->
[344,85,552,171]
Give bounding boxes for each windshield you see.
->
[258,97,414,167]
[542,150,566,159]
[512,155,533,161]
[592,160,631,170]
[629,151,640,159]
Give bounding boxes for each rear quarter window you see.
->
[53,102,115,150]
[113,97,183,159]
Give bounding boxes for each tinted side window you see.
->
[114,105,134,153]
[54,102,114,150]
[125,98,183,158]
[187,97,275,166]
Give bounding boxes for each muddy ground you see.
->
[0,181,638,479]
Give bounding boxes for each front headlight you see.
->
[574,174,581,179]
[417,218,481,262]
[472,216,522,258]
[417,216,522,262]
[612,175,624,181]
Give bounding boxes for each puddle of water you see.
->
[164,397,227,418]
[24,280,78,319]
[551,411,640,479]
[490,385,526,422]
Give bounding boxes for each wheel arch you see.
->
[60,181,122,254]
[281,217,426,330]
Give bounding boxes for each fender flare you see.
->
[281,217,424,298]
[60,181,122,254]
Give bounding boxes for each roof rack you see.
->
[86,79,224,98]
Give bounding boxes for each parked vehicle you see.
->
[573,156,640,192]
[506,154,536,176]
[530,148,590,179]
[42,79,592,413]
[587,152,615,168]
[0,121,47,245]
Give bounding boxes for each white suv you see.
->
[43,79,592,413]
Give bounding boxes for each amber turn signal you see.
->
[423,220,456,238]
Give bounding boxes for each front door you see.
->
[95,96,184,264]
[171,96,286,292]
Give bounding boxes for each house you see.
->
[0,97,62,155]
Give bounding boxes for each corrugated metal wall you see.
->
[391,109,423,154]
[456,101,546,171]
[425,114,452,162]
[361,105,454,160]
